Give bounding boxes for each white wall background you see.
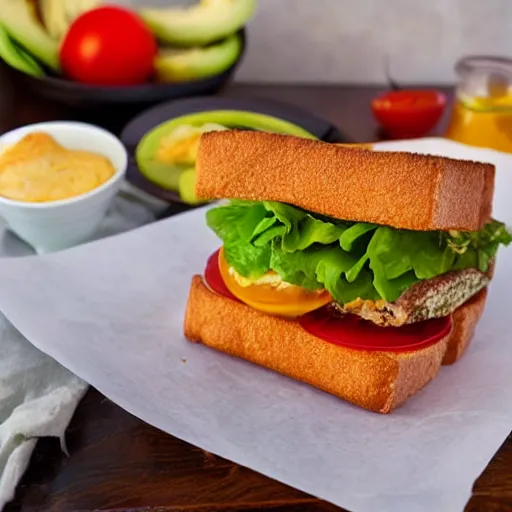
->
[235,0,512,84]
[120,0,512,85]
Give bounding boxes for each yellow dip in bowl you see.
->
[0,132,116,203]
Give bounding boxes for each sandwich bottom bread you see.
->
[185,270,487,414]
[184,131,511,413]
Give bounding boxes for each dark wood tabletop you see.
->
[1,70,511,512]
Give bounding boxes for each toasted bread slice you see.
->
[335,268,490,327]
[443,288,487,364]
[185,276,454,413]
[185,278,488,412]
[336,142,374,150]
[196,131,494,231]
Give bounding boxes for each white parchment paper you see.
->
[0,139,509,512]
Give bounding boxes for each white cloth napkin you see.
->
[0,184,164,510]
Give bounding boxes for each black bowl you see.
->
[5,29,246,109]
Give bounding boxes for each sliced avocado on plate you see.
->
[154,33,242,83]
[140,0,256,47]
[136,122,229,192]
[135,110,317,204]
[0,23,44,76]
[0,0,60,71]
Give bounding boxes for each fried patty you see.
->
[334,268,491,326]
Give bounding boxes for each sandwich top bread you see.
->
[196,131,495,232]
[185,131,511,412]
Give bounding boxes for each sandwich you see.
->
[184,131,511,413]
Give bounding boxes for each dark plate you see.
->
[120,96,346,204]
[5,29,246,109]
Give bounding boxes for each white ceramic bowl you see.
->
[0,122,127,253]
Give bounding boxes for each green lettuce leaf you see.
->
[253,225,286,247]
[345,254,369,283]
[364,228,456,300]
[339,223,377,251]
[251,216,277,239]
[207,200,512,304]
[313,247,379,303]
[283,216,343,251]
[263,202,343,252]
[453,249,478,270]
[410,238,455,279]
[206,202,270,278]
[269,243,328,290]
[270,243,378,303]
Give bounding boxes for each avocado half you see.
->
[40,0,101,41]
[155,33,242,83]
[0,0,59,71]
[0,22,44,76]
[140,0,256,47]
[135,111,317,203]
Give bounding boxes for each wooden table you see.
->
[1,72,511,512]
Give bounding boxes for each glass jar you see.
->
[445,56,512,152]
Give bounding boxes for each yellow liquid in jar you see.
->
[445,94,512,153]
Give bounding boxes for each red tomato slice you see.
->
[204,249,239,301]
[205,249,452,353]
[299,307,452,353]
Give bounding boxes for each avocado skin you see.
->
[154,34,242,83]
[0,0,59,71]
[0,23,44,76]
[179,168,205,205]
[140,0,256,47]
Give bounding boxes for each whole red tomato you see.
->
[60,6,157,86]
